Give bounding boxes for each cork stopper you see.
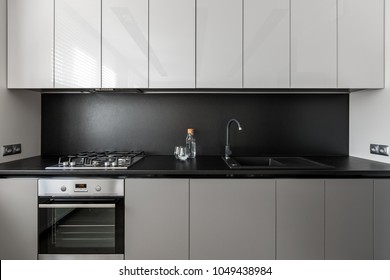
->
[187,128,194,134]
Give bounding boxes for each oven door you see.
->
[38,197,124,260]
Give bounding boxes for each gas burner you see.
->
[46,151,145,170]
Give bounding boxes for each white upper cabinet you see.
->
[197,0,242,88]
[102,0,148,88]
[244,0,290,88]
[55,0,101,88]
[7,0,385,90]
[338,0,384,88]
[8,0,54,88]
[149,0,195,88]
[291,0,337,88]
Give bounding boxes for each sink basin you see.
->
[223,156,332,170]
[224,157,284,168]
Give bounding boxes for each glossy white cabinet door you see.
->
[338,0,384,88]
[291,0,337,88]
[102,0,148,88]
[55,0,101,88]
[149,0,195,88]
[8,0,54,88]
[244,0,289,88]
[197,0,242,88]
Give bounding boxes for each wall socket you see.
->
[370,144,389,156]
[2,144,22,156]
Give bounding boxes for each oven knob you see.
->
[95,185,102,192]
[60,186,67,192]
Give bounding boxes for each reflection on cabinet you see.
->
[276,179,324,259]
[244,0,289,88]
[338,0,384,88]
[0,179,38,260]
[55,0,101,88]
[374,179,390,259]
[102,0,148,88]
[149,0,195,88]
[325,179,373,260]
[197,0,242,88]
[125,179,189,260]
[8,0,54,88]
[190,179,275,260]
[291,0,337,88]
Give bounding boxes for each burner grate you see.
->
[46,151,145,170]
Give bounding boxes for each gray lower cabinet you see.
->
[0,178,38,260]
[190,179,275,260]
[325,179,374,260]
[125,179,189,260]
[374,179,390,259]
[276,179,325,259]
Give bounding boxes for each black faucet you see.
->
[225,119,242,159]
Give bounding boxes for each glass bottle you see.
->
[186,128,196,158]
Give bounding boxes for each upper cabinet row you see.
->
[7,0,384,89]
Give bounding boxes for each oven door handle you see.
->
[39,204,116,208]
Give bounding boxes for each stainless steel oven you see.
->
[38,178,124,260]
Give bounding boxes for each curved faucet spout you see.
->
[225,119,243,159]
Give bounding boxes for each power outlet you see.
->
[2,143,22,156]
[370,144,389,156]
[13,144,22,154]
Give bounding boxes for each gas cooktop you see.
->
[45,151,145,170]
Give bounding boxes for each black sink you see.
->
[223,156,332,170]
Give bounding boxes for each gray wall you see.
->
[349,3,389,163]
[0,0,41,163]
[42,93,349,156]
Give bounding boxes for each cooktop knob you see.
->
[95,185,102,192]
[60,186,67,192]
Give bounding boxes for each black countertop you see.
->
[1,155,390,178]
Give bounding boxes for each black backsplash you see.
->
[42,93,349,156]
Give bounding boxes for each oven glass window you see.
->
[39,199,124,255]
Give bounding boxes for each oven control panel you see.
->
[38,179,124,197]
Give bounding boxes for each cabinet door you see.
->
[190,179,275,260]
[102,0,148,88]
[149,0,195,88]
[374,179,390,259]
[338,0,384,88]
[0,179,38,260]
[197,0,242,88]
[291,0,337,88]
[244,0,289,88]
[55,0,101,88]
[8,0,54,88]
[325,179,373,259]
[125,179,189,260]
[276,179,324,259]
